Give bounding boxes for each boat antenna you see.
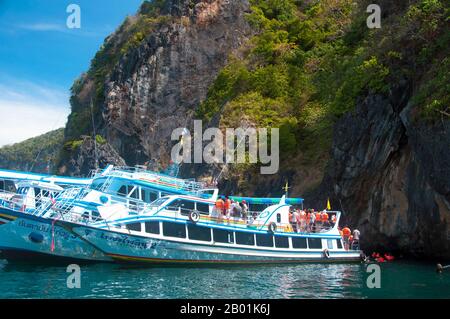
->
[90,97,99,170]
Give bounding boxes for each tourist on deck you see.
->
[352,229,360,250]
[342,226,351,250]
[309,209,316,232]
[315,210,322,231]
[224,196,232,219]
[321,210,329,230]
[248,212,258,225]
[214,197,224,220]
[290,209,299,233]
[330,214,337,227]
[240,200,248,221]
[231,200,242,219]
[299,210,307,232]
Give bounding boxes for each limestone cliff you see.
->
[58,0,252,174]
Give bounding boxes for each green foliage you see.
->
[0,128,64,172]
[95,135,107,145]
[64,139,83,151]
[198,0,448,170]
[415,56,450,120]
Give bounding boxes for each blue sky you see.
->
[0,0,144,146]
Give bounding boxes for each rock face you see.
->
[62,0,252,172]
[58,136,126,176]
[308,82,450,259]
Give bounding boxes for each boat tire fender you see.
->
[189,211,200,223]
[323,249,330,259]
[268,222,277,233]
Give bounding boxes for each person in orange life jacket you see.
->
[342,226,351,250]
[315,209,322,231]
[214,197,224,219]
[321,210,329,229]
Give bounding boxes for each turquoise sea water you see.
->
[0,259,449,298]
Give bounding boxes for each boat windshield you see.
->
[149,197,169,208]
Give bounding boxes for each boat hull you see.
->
[68,223,362,265]
[0,207,112,263]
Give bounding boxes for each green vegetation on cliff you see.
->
[197,0,449,165]
[65,0,175,142]
[0,128,64,173]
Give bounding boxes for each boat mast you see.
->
[90,97,99,170]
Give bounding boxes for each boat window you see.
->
[91,211,103,222]
[292,237,308,249]
[213,229,234,243]
[167,199,195,213]
[129,188,139,199]
[117,185,128,196]
[5,180,16,192]
[149,197,168,208]
[256,234,274,247]
[250,203,266,212]
[235,232,255,246]
[337,239,343,249]
[145,221,160,234]
[162,222,186,238]
[141,189,158,203]
[308,238,322,249]
[196,202,210,215]
[327,239,334,249]
[275,236,289,248]
[187,224,211,242]
[276,213,281,223]
[91,178,105,190]
[42,190,50,197]
[126,223,141,232]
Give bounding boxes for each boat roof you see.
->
[0,168,91,186]
[229,196,303,205]
[17,180,64,192]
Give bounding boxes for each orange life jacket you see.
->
[342,227,351,237]
[315,212,321,221]
[224,199,231,210]
[215,199,224,209]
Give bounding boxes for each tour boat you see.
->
[0,165,218,262]
[56,194,363,264]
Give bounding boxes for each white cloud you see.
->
[0,79,70,147]
[16,23,66,32]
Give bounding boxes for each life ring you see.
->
[189,211,200,223]
[323,249,330,259]
[268,222,277,233]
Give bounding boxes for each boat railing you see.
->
[91,165,207,193]
[153,206,336,234]
[37,186,153,224]
[0,189,57,213]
